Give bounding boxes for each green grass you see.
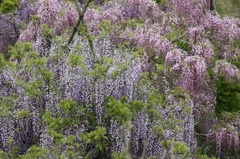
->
[216,0,240,18]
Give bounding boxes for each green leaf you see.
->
[9,42,33,62]
[0,95,17,118]
[0,150,8,159]
[15,110,30,119]
[58,98,78,114]
[21,145,46,159]
[81,127,108,152]
[67,53,85,68]
[104,97,132,124]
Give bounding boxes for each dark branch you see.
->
[66,0,92,47]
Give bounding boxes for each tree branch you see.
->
[75,0,82,13]
[171,32,188,43]
[66,0,92,47]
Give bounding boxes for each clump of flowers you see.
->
[19,0,78,42]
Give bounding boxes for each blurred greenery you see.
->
[215,75,240,114]
[0,0,20,13]
[216,0,240,18]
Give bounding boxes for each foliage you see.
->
[0,0,19,13]
[81,127,108,152]
[215,75,240,114]
[21,145,46,159]
[161,139,189,157]
[104,97,132,124]
[216,0,240,18]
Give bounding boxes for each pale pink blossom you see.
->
[19,0,78,42]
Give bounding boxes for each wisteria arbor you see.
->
[0,0,240,158]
